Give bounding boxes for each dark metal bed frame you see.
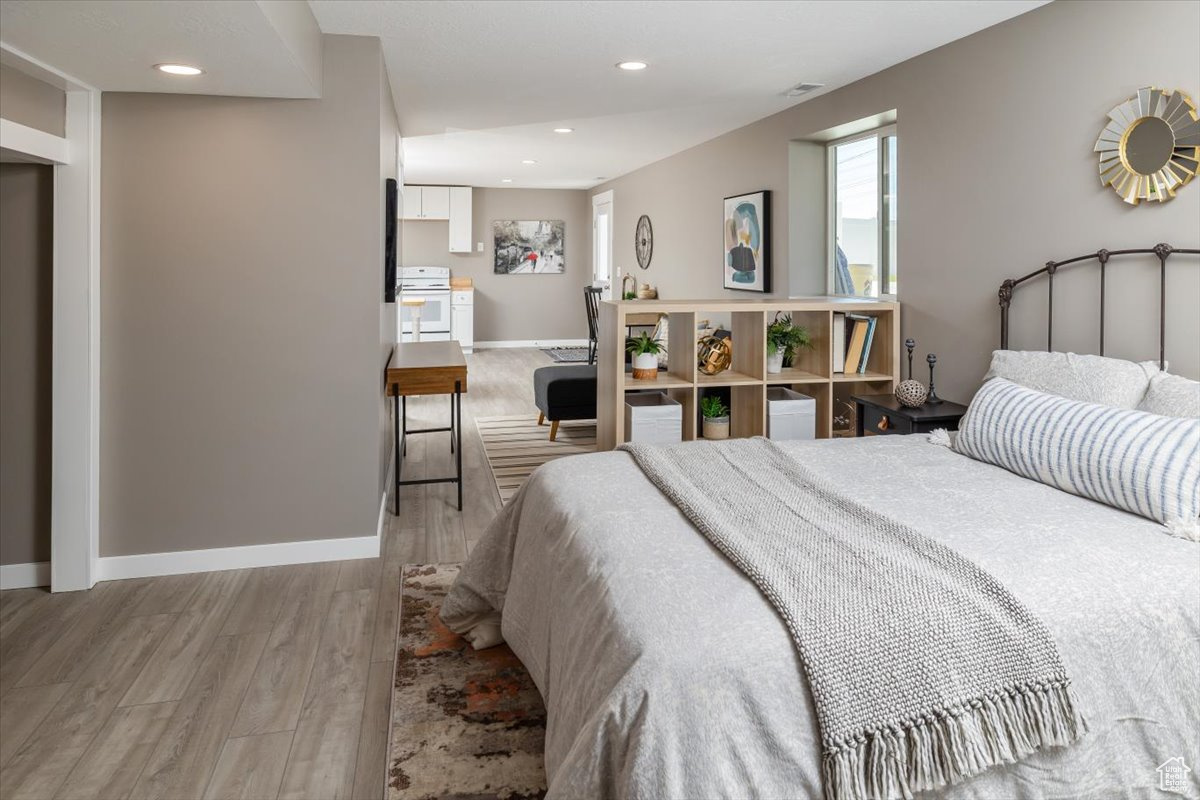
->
[998,243,1200,369]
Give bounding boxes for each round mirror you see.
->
[1094,87,1200,205]
[1124,116,1174,175]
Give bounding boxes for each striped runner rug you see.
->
[475,415,596,503]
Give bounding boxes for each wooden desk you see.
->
[385,341,468,515]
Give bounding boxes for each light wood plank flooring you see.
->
[0,348,552,800]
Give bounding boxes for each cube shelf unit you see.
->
[596,297,900,451]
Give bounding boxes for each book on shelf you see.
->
[832,313,846,373]
[858,316,877,374]
[844,316,869,374]
[841,314,878,374]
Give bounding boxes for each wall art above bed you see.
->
[1094,87,1200,205]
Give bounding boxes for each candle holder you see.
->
[926,353,943,404]
[905,339,915,380]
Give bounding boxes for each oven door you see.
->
[399,290,452,334]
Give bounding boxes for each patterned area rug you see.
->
[476,415,596,503]
[540,347,590,363]
[388,564,547,800]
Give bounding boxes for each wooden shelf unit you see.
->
[596,297,900,450]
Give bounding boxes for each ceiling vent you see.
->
[785,82,824,97]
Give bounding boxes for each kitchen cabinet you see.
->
[451,290,473,353]
[401,185,450,220]
[448,187,473,252]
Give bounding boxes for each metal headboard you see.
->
[998,243,1200,370]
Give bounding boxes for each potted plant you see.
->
[626,332,663,380]
[766,314,813,374]
[700,395,730,440]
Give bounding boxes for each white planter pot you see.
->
[702,416,730,440]
[766,351,784,374]
[632,352,658,380]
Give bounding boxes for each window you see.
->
[828,126,897,297]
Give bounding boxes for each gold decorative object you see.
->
[697,335,732,375]
[1094,87,1200,205]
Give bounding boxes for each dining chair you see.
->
[584,286,602,365]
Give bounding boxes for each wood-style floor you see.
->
[0,347,550,800]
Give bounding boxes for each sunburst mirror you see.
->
[1094,87,1200,205]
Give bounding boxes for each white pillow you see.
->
[984,350,1160,409]
[956,378,1200,539]
[1138,372,1200,419]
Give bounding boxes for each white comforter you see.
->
[442,435,1200,799]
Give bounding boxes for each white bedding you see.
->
[442,435,1200,799]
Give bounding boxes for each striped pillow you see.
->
[956,378,1200,539]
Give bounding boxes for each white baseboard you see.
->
[96,533,380,582]
[474,338,589,350]
[0,561,51,590]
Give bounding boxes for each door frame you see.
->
[1,43,102,591]
[591,190,613,299]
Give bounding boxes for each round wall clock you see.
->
[635,214,653,269]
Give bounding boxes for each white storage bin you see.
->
[624,392,683,444]
[767,387,815,441]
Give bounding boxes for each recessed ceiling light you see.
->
[553,127,574,134]
[616,61,647,71]
[521,159,537,165]
[501,178,513,183]
[155,63,204,76]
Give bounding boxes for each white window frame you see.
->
[591,190,614,300]
[827,124,897,299]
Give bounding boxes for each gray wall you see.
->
[594,0,1200,401]
[0,163,53,566]
[379,60,399,501]
[100,35,392,557]
[0,63,64,137]
[401,187,590,342]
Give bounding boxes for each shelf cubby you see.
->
[597,297,900,451]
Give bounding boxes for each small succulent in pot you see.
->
[766,314,813,374]
[700,395,730,440]
[626,332,663,380]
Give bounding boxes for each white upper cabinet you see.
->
[400,185,451,220]
[402,186,474,253]
[448,187,473,252]
[420,186,450,219]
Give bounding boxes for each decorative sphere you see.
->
[697,336,733,376]
[895,380,928,408]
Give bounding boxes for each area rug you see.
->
[540,346,590,363]
[476,415,596,503]
[388,564,547,800]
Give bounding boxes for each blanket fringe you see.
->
[927,428,953,449]
[822,682,1086,800]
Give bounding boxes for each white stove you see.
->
[398,266,451,342]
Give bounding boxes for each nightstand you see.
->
[852,395,968,437]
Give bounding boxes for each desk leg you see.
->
[449,394,455,453]
[455,380,463,511]
[401,396,407,456]
[393,391,401,516]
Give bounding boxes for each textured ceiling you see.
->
[0,0,321,97]
[312,0,1047,188]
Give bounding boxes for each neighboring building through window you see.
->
[828,126,897,297]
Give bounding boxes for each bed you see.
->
[443,246,1200,799]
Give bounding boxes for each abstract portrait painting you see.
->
[723,191,770,292]
[494,220,565,274]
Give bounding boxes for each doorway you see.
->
[591,190,613,300]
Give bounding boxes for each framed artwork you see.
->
[723,190,770,292]
[493,220,565,274]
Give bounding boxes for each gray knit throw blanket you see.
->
[620,437,1087,800]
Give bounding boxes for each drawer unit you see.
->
[860,403,914,436]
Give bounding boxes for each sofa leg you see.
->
[537,411,544,426]
[549,420,559,442]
